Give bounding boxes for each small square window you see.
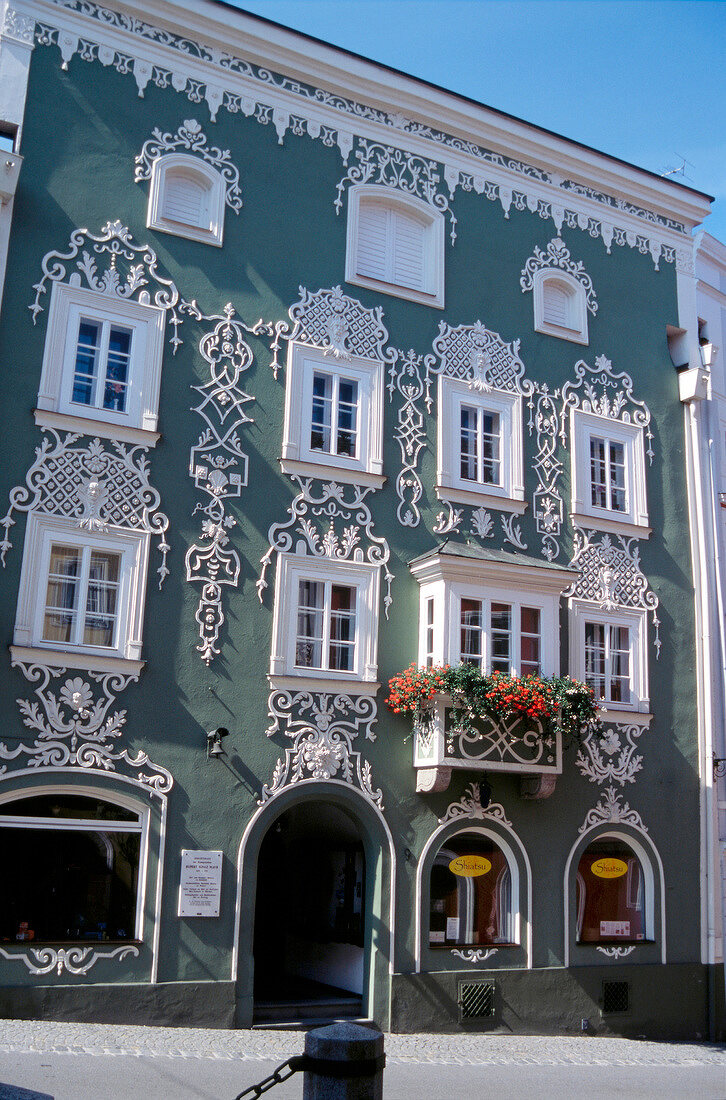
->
[437,377,524,512]
[36,283,166,445]
[269,553,380,689]
[571,409,649,536]
[345,184,445,308]
[13,514,150,669]
[281,343,385,487]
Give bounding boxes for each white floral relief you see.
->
[560,354,653,464]
[576,723,645,787]
[2,660,173,792]
[261,690,382,808]
[438,782,512,826]
[0,944,140,977]
[565,528,661,657]
[387,350,426,528]
[134,118,243,211]
[579,785,648,834]
[29,220,182,351]
[433,501,463,536]
[520,236,598,314]
[596,946,636,959]
[334,138,457,243]
[257,478,393,618]
[181,301,274,664]
[470,508,494,540]
[500,514,527,550]
[0,432,170,587]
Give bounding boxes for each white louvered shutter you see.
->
[163,172,208,227]
[356,202,389,281]
[542,280,571,328]
[392,210,426,291]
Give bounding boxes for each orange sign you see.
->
[591,857,628,879]
[449,855,491,877]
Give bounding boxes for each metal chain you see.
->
[233,1054,306,1100]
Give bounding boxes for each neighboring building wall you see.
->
[695,231,726,1028]
[0,0,719,1038]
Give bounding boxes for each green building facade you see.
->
[0,0,721,1038]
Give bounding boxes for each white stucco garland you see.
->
[22,0,693,269]
[134,118,243,212]
[0,943,139,976]
[520,236,598,315]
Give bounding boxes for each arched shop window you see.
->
[576,837,646,944]
[429,831,516,948]
[0,793,142,944]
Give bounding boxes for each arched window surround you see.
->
[147,153,225,247]
[415,819,532,972]
[563,826,666,966]
[0,779,166,979]
[533,267,589,344]
[345,183,445,308]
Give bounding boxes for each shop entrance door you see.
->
[253,801,366,1024]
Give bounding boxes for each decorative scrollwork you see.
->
[446,714,557,771]
[470,507,494,540]
[426,320,534,414]
[29,220,181,351]
[561,354,653,464]
[500,514,527,550]
[261,690,382,808]
[438,782,512,826]
[433,500,463,536]
[134,118,242,211]
[3,661,173,792]
[181,301,272,663]
[578,785,647,834]
[576,723,645,787]
[257,477,393,617]
[387,350,426,527]
[335,138,457,243]
[282,285,396,374]
[531,384,564,561]
[566,529,660,657]
[520,237,598,314]
[0,944,139,976]
[595,945,636,959]
[0,432,170,587]
[451,948,498,964]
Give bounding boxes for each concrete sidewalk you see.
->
[0,1019,724,1099]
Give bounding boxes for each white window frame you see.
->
[36,282,165,446]
[147,153,225,247]
[281,342,385,488]
[437,377,524,512]
[12,513,149,673]
[411,551,578,676]
[269,552,380,692]
[0,784,148,943]
[569,599,649,720]
[345,184,445,308]
[570,408,650,536]
[533,268,588,344]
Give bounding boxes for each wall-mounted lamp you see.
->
[206,727,230,759]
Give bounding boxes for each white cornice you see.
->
[20,0,712,244]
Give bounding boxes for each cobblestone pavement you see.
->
[0,1019,724,1066]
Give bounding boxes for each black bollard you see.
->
[302,1021,385,1100]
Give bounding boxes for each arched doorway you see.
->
[253,800,367,1023]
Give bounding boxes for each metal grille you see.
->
[459,980,495,1019]
[602,980,629,1014]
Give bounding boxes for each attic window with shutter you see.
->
[147,153,225,247]
[345,185,445,308]
[533,270,588,344]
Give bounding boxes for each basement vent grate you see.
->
[459,980,495,1019]
[602,980,629,1014]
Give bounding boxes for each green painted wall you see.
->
[0,37,706,1034]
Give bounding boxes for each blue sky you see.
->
[236,0,726,244]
